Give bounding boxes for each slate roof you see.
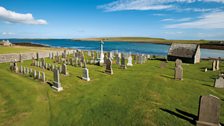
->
[168,43,199,58]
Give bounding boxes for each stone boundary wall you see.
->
[0,50,74,63]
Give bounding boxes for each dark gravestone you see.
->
[197,95,221,126]
[105,58,113,75]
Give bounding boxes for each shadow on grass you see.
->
[76,76,82,80]
[202,84,214,87]
[161,74,173,80]
[160,108,197,125]
[95,70,105,74]
[47,81,53,87]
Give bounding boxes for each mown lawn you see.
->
[0,57,223,126]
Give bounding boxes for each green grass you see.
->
[0,57,224,126]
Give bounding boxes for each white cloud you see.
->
[1,32,14,35]
[98,0,224,12]
[166,11,224,28]
[162,18,192,22]
[0,6,47,25]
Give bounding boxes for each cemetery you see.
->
[0,44,224,126]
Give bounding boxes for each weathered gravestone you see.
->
[197,95,221,126]
[120,54,127,69]
[216,60,220,71]
[36,52,39,60]
[19,53,23,63]
[82,68,90,81]
[52,69,63,92]
[127,56,133,67]
[214,76,224,88]
[20,66,23,73]
[160,61,167,69]
[175,65,183,80]
[105,58,113,75]
[33,70,37,79]
[42,72,45,83]
[62,64,68,75]
[38,71,41,79]
[116,56,121,65]
[212,60,216,71]
[175,59,182,67]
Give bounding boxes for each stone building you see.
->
[0,40,12,46]
[167,43,200,64]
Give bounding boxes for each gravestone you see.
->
[33,70,37,79]
[160,61,167,68]
[62,64,68,75]
[20,66,23,73]
[19,53,23,63]
[175,65,183,80]
[212,60,216,71]
[120,55,127,69]
[116,56,121,65]
[197,95,221,126]
[105,58,113,75]
[127,56,133,66]
[38,71,41,79]
[214,76,224,88]
[23,67,26,74]
[42,72,45,83]
[204,68,208,72]
[52,69,63,92]
[216,60,220,71]
[82,68,90,81]
[36,52,39,60]
[175,59,182,67]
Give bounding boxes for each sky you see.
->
[0,0,224,40]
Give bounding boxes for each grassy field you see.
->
[0,52,224,126]
[0,46,64,54]
[75,37,210,44]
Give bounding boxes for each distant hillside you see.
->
[74,37,209,44]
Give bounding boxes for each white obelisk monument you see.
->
[99,40,104,64]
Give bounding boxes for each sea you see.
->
[4,39,224,58]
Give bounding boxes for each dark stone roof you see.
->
[168,43,199,58]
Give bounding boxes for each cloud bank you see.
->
[0,6,47,25]
[166,11,224,28]
[98,0,224,12]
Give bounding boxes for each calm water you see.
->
[4,39,224,58]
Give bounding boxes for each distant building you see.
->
[167,43,200,64]
[0,40,12,46]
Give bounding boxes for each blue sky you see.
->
[0,0,224,40]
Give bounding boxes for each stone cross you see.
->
[105,58,113,75]
[99,40,104,64]
[82,68,90,81]
[214,76,224,88]
[52,69,63,92]
[127,56,133,66]
[197,95,221,126]
[175,65,183,80]
[120,54,127,69]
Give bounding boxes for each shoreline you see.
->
[73,39,224,50]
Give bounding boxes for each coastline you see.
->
[73,39,224,50]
